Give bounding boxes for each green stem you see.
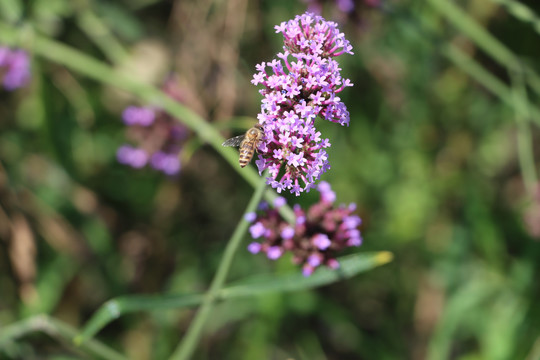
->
[0,314,127,360]
[0,22,295,223]
[169,176,268,360]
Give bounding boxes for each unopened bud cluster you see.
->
[246,181,362,276]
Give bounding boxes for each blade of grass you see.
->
[75,251,392,343]
[0,315,127,360]
[221,251,393,297]
[74,293,205,346]
[73,0,129,63]
[427,0,540,99]
[442,44,540,125]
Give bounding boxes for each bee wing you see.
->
[222,134,246,147]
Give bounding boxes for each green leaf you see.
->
[221,252,393,298]
[74,294,204,346]
[76,252,392,344]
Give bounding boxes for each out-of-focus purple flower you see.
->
[318,181,336,203]
[116,145,149,168]
[117,77,189,176]
[150,151,181,175]
[246,181,362,275]
[301,0,381,27]
[274,196,287,207]
[122,106,156,126]
[244,212,257,222]
[0,47,31,90]
[336,0,355,12]
[252,12,353,196]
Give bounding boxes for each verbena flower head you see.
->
[0,47,31,90]
[117,78,189,176]
[252,13,353,195]
[246,181,362,276]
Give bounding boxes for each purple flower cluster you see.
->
[0,47,31,90]
[117,79,189,176]
[246,181,362,276]
[252,12,353,196]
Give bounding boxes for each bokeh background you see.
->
[1,0,540,359]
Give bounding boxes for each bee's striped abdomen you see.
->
[239,140,256,167]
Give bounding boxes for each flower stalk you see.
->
[169,175,268,360]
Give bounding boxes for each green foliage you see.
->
[1,0,540,359]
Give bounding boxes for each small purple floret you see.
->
[302,264,315,277]
[307,254,322,267]
[312,234,331,250]
[267,246,283,260]
[249,222,266,239]
[281,226,295,240]
[247,242,262,254]
[244,212,257,223]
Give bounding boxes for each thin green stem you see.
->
[0,22,295,223]
[0,314,127,360]
[169,176,268,360]
[74,0,130,63]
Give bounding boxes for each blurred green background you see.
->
[1,0,540,359]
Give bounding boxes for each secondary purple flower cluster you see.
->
[0,47,31,90]
[252,12,354,196]
[117,79,188,176]
[246,181,362,276]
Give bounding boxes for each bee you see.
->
[222,124,264,167]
